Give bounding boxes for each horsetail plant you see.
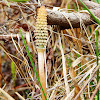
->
[35,6,48,100]
[20,29,47,100]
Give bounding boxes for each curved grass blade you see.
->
[79,0,100,25]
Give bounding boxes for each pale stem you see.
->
[37,48,47,100]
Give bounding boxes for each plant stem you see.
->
[96,30,99,100]
[20,29,47,100]
[37,48,47,100]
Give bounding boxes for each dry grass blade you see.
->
[58,34,70,97]
[15,92,25,100]
[0,0,100,99]
[72,56,84,68]
[69,67,81,100]
[0,88,15,100]
[74,64,100,100]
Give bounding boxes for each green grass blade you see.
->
[95,0,100,3]
[20,29,47,100]
[96,31,99,66]
[79,0,100,25]
[96,30,99,100]
[4,0,10,7]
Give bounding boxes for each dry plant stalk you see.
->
[58,34,70,97]
[0,88,15,100]
[35,6,48,100]
[69,67,81,100]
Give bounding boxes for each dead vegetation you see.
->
[0,0,100,100]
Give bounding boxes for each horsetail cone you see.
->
[35,6,48,48]
[35,6,47,100]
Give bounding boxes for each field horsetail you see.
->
[35,6,48,100]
